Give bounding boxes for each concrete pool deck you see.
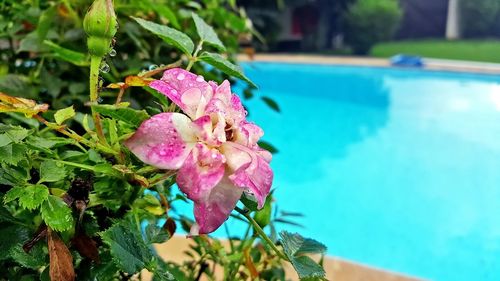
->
[237,53,500,75]
[148,236,424,281]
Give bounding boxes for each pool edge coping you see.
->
[237,54,500,76]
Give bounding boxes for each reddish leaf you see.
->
[48,228,75,281]
[164,217,176,237]
[71,232,100,263]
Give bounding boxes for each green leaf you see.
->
[37,6,57,41]
[100,221,155,274]
[151,4,180,29]
[0,224,30,261]
[0,143,26,165]
[0,204,22,224]
[280,231,327,279]
[258,140,278,154]
[41,195,74,232]
[92,104,149,127]
[144,87,169,108]
[39,160,67,183]
[0,125,29,147]
[53,105,76,125]
[44,41,89,66]
[4,186,24,203]
[191,13,225,51]
[132,17,194,55]
[18,184,49,210]
[254,195,272,228]
[144,223,171,244]
[240,193,258,211]
[10,242,47,269]
[198,52,256,87]
[0,165,29,186]
[261,96,280,112]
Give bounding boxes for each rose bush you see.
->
[0,0,326,280]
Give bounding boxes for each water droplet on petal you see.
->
[196,75,204,82]
[100,62,110,73]
[148,64,159,71]
[177,73,185,80]
[109,48,117,57]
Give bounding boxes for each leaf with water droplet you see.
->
[39,160,67,183]
[191,13,225,51]
[132,17,194,56]
[109,48,117,57]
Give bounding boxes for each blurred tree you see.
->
[460,0,500,38]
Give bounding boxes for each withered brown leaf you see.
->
[48,228,75,281]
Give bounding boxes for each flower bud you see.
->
[83,0,118,57]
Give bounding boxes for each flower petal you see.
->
[176,143,226,202]
[222,142,273,208]
[124,112,196,169]
[190,176,244,234]
[149,68,213,119]
[234,121,264,147]
[191,114,226,146]
[205,80,247,125]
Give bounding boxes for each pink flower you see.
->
[125,68,273,235]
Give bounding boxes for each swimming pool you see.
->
[174,62,500,281]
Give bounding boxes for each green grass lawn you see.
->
[371,40,500,63]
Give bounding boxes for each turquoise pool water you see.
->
[174,62,500,281]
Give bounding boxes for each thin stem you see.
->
[149,170,176,186]
[235,206,289,261]
[114,87,125,105]
[139,59,183,78]
[186,41,203,71]
[89,56,107,144]
[33,115,118,155]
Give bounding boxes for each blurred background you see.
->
[240,0,500,62]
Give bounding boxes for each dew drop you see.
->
[100,62,110,73]
[108,48,117,57]
[196,75,204,82]
[148,64,159,71]
[176,73,185,80]
[97,97,103,103]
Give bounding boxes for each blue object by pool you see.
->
[173,62,500,281]
[391,54,424,67]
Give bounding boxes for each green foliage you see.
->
[0,0,325,280]
[460,0,500,37]
[54,106,76,125]
[39,160,67,183]
[41,195,74,231]
[192,13,226,51]
[280,231,327,280]
[344,0,402,54]
[133,17,195,56]
[92,104,150,127]
[199,52,256,87]
[100,220,155,274]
